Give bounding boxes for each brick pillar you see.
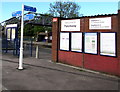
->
[118,9,120,76]
[52,17,60,62]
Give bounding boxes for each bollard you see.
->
[36,45,39,59]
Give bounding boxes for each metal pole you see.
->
[30,38,32,57]
[5,29,8,53]
[18,4,24,69]
[36,45,39,59]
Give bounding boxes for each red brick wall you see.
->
[52,14,120,76]
[84,54,118,75]
[83,15,119,76]
[118,57,120,76]
[118,10,120,76]
[58,51,83,67]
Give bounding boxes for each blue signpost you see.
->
[24,14,34,20]
[12,11,22,17]
[24,5,37,12]
[18,4,36,70]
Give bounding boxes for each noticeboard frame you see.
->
[100,32,117,57]
[84,32,98,55]
[6,27,18,41]
[59,32,70,51]
[89,17,111,30]
[71,32,83,53]
[61,19,80,32]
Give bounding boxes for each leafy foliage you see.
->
[23,24,51,36]
[49,1,80,18]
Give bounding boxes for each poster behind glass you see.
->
[84,33,97,54]
[100,33,116,56]
[71,33,82,52]
[11,28,16,40]
[7,28,11,40]
[60,32,69,51]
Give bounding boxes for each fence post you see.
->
[13,39,15,55]
[5,29,8,53]
[30,38,32,57]
[35,45,39,59]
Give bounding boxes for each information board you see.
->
[7,28,11,40]
[24,14,34,20]
[89,17,111,30]
[12,11,22,17]
[60,32,69,51]
[84,33,97,54]
[71,33,82,52]
[100,33,116,56]
[61,19,80,31]
[6,28,16,40]
[6,24,17,40]
[11,28,16,40]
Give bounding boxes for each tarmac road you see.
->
[2,46,120,91]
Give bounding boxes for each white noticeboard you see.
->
[6,24,17,40]
[60,32,69,51]
[11,28,16,40]
[100,33,116,56]
[7,28,11,40]
[89,17,111,29]
[6,28,16,40]
[71,33,82,52]
[84,33,97,54]
[61,19,80,31]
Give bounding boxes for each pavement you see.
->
[1,47,120,91]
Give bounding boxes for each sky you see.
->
[0,0,119,23]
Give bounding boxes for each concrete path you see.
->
[2,51,120,91]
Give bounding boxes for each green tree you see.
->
[49,1,81,18]
[24,24,34,36]
[23,24,52,36]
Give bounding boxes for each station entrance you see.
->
[2,13,53,59]
[2,10,120,76]
[2,24,20,56]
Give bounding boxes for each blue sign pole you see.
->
[12,11,22,17]
[18,4,37,70]
[24,14,34,20]
[24,5,37,12]
[18,4,24,70]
